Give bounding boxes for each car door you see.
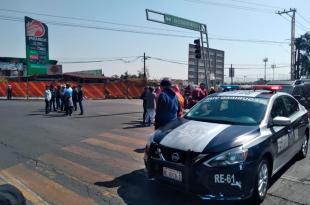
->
[269,96,291,174]
[282,95,307,156]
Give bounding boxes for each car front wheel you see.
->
[252,159,270,204]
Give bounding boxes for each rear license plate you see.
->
[163,167,182,182]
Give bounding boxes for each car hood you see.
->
[154,119,260,153]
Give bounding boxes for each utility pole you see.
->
[229,64,234,84]
[276,8,296,80]
[263,57,268,82]
[271,64,276,80]
[143,52,147,85]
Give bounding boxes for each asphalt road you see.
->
[0,99,309,205]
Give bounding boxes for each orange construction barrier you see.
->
[0,81,143,99]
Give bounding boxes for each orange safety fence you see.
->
[0,81,144,99]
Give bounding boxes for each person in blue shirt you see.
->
[155,78,179,129]
[64,83,73,116]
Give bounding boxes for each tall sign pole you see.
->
[25,16,49,76]
[276,8,296,80]
[146,9,211,89]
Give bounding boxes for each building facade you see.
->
[188,44,224,85]
[0,57,58,77]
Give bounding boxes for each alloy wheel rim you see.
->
[258,163,268,198]
[302,137,308,157]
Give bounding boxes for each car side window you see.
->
[282,96,299,117]
[270,97,287,119]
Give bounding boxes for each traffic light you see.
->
[194,39,201,59]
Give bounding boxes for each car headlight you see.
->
[204,147,248,167]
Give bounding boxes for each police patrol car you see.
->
[144,86,309,203]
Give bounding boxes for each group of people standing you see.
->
[140,78,185,129]
[141,79,218,130]
[44,83,84,116]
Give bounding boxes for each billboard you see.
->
[47,65,62,75]
[0,62,23,70]
[25,16,49,76]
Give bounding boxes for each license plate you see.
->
[163,167,182,182]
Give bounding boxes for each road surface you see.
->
[0,99,309,205]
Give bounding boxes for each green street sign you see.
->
[164,14,201,31]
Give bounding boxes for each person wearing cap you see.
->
[155,78,179,129]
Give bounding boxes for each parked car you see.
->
[267,80,310,110]
[144,87,309,203]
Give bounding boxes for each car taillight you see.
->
[254,85,282,92]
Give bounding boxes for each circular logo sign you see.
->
[26,20,45,38]
[171,152,180,162]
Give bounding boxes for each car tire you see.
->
[298,134,308,159]
[251,159,270,204]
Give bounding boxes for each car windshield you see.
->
[185,96,269,125]
[278,85,293,94]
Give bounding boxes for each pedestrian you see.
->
[198,83,208,100]
[173,84,185,117]
[60,85,66,112]
[209,86,216,94]
[145,87,156,126]
[155,78,179,130]
[7,84,12,100]
[77,84,84,115]
[64,83,73,116]
[49,85,56,112]
[154,86,161,103]
[44,86,51,114]
[55,85,61,110]
[140,87,148,125]
[72,86,78,111]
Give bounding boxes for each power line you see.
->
[60,56,142,64]
[221,0,282,9]
[0,8,195,34]
[0,14,289,45]
[297,13,310,26]
[184,0,274,14]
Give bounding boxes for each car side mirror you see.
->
[272,116,291,126]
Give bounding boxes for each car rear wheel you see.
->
[252,159,270,204]
[298,134,308,159]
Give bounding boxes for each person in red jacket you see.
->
[198,83,208,100]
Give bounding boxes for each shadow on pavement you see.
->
[269,154,301,187]
[134,148,145,154]
[73,111,141,119]
[122,120,154,130]
[94,169,249,205]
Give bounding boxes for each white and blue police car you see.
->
[144,86,309,203]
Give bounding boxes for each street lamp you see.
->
[271,64,276,80]
[263,58,268,81]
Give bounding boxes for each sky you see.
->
[0,0,309,82]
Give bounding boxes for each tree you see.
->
[295,33,310,78]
